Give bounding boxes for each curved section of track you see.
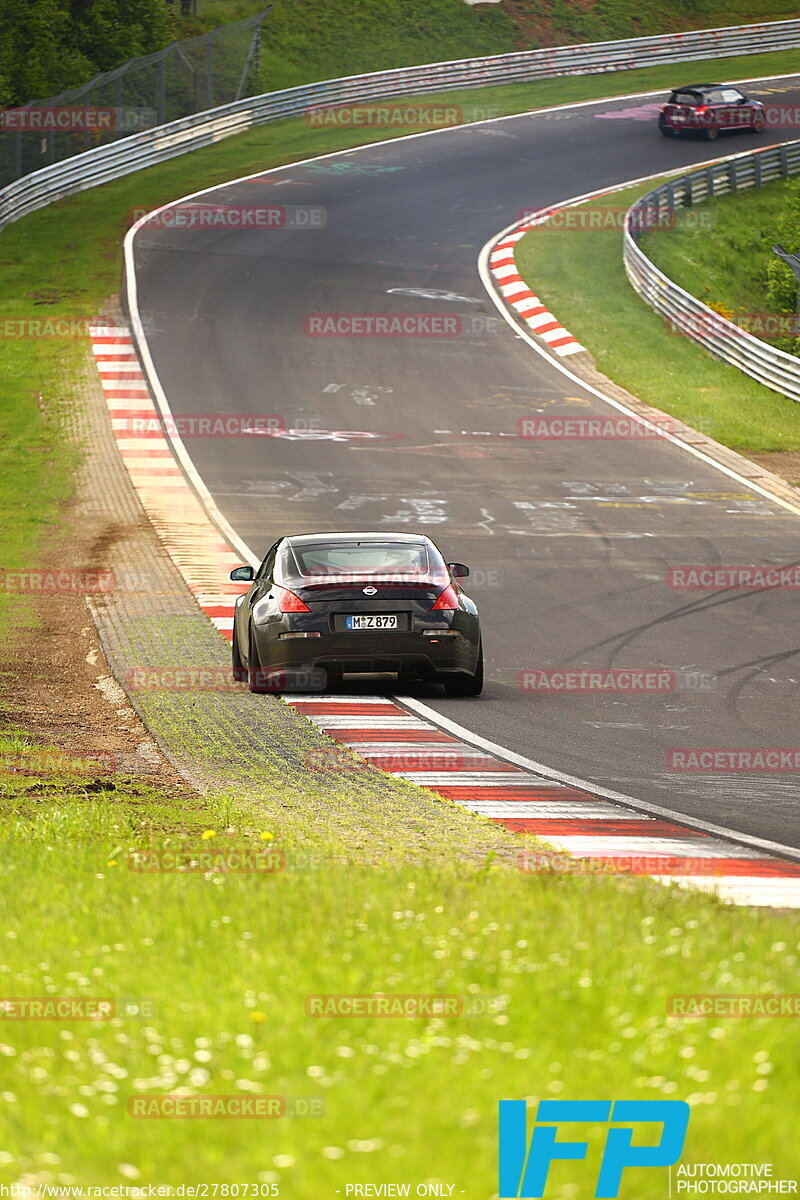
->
[130,78,800,849]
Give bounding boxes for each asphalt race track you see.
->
[130,77,800,849]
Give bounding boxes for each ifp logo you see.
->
[499,1099,690,1198]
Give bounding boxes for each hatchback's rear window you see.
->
[669,92,701,106]
[285,542,439,580]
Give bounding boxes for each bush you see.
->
[765,181,800,355]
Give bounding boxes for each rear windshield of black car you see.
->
[280,542,447,582]
[668,91,703,106]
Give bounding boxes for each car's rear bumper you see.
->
[252,625,479,678]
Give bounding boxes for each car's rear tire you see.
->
[703,123,719,141]
[659,124,676,137]
[248,629,271,694]
[444,643,483,697]
[232,623,247,682]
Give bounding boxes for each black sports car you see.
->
[230,532,483,695]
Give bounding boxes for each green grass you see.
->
[0,731,235,842]
[190,0,512,93]
[1,733,798,1185]
[515,181,800,452]
[516,0,799,45]
[640,176,800,357]
[0,334,80,643]
[181,0,800,88]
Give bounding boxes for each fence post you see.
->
[254,20,262,82]
[235,15,267,102]
[116,75,124,140]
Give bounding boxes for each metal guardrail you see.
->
[624,142,800,403]
[2,19,800,233]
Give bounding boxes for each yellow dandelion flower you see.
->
[249,1011,267,1023]
[259,831,274,842]
[201,830,216,841]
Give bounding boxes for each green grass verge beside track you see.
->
[515,180,800,452]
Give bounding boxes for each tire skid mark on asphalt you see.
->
[90,325,800,908]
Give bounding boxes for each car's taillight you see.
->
[695,105,708,113]
[275,585,310,613]
[431,584,459,611]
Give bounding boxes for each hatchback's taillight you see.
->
[275,585,310,613]
[431,584,459,612]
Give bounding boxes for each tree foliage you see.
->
[0,0,174,105]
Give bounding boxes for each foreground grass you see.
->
[515,181,800,453]
[0,737,798,1186]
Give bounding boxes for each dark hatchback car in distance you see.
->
[230,532,483,695]
[658,83,765,140]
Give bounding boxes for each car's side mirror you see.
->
[447,563,470,579]
[230,565,255,582]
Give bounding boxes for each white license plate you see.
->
[345,614,398,631]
